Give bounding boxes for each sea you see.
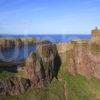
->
[0,34,91,43]
[0,34,91,61]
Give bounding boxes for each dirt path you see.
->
[64,81,68,100]
[59,78,68,100]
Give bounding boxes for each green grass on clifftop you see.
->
[60,63,100,100]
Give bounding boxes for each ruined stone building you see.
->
[91,27,100,44]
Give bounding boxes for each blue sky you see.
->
[0,0,100,34]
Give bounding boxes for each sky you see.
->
[0,0,100,35]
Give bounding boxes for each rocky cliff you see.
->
[0,38,36,49]
[25,41,61,88]
[67,43,100,79]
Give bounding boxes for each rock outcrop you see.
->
[0,77,31,96]
[25,41,61,88]
[68,43,100,79]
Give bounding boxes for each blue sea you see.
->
[0,34,91,61]
[0,34,91,43]
[33,34,91,43]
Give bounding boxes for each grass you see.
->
[0,66,100,100]
[0,38,36,40]
[3,65,100,100]
[1,68,100,100]
[0,71,25,79]
[0,38,37,45]
[91,43,100,53]
[59,62,100,100]
[0,71,16,79]
[71,40,89,44]
[2,79,64,100]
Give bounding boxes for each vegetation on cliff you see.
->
[0,37,37,48]
[91,43,100,53]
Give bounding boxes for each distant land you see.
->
[0,34,91,43]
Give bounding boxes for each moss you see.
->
[0,71,25,79]
[0,71,16,79]
[71,40,89,44]
[91,43,100,53]
[32,52,36,58]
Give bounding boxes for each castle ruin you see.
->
[91,27,100,44]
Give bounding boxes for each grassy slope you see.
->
[2,79,64,100]
[59,63,100,100]
[59,53,100,100]
[2,63,100,100]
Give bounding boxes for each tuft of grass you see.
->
[0,71,16,79]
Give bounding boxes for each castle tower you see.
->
[91,27,100,44]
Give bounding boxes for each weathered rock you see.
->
[69,43,100,79]
[0,77,31,96]
[15,39,24,47]
[25,41,61,88]
[0,38,36,49]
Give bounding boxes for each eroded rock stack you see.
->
[0,41,61,96]
[25,41,61,88]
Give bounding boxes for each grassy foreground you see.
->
[1,79,65,100]
[1,64,100,100]
[59,63,100,100]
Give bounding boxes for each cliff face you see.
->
[25,41,61,88]
[0,38,36,48]
[0,39,22,48]
[68,43,100,79]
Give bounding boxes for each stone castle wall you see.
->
[91,28,100,45]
